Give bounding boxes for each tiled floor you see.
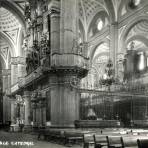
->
[0,130,81,148]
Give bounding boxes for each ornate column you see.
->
[10,98,16,125]
[23,91,32,131]
[11,57,26,85]
[17,57,26,77]
[49,0,88,127]
[38,97,46,126]
[2,69,11,124]
[11,57,18,85]
[49,6,60,54]
[32,102,37,127]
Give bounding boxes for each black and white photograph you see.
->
[0,0,148,147]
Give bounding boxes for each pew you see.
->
[106,136,123,148]
[94,134,107,148]
[64,131,83,146]
[83,133,95,148]
[122,137,138,148]
[137,139,148,148]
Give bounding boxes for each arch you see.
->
[1,1,26,32]
[88,38,110,61]
[120,15,148,53]
[126,35,148,48]
[93,52,109,63]
[0,32,16,57]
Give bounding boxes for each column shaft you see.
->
[23,91,31,130]
[109,23,118,76]
[11,99,16,125]
[50,9,60,54]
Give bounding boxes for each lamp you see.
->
[99,59,115,91]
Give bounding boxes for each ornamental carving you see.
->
[26,41,40,74]
[24,2,31,22]
[40,33,50,58]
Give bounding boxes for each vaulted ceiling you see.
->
[0,0,26,69]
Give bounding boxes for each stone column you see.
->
[23,91,31,130]
[11,57,18,85]
[2,69,11,124]
[17,57,26,77]
[49,0,88,127]
[11,98,16,125]
[49,7,60,54]
[32,100,37,127]
[39,99,46,126]
[109,22,118,76]
[42,100,46,126]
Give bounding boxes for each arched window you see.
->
[97,19,103,31]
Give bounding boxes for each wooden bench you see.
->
[137,139,148,148]
[64,131,83,146]
[38,129,64,143]
[94,134,107,148]
[48,130,64,142]
[122,137,138,148]
[38,129,49,140]
[83,133,95,148]
[106,136,123,148]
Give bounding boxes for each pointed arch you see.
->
[120,15,148,53]
[126,35,148,48]
[88,38,110,61]
[0,32,16,57]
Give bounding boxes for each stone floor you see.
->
[0,130,81,148]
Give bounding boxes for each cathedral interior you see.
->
[1,0,148,147]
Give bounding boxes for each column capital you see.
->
[11,57,26,65]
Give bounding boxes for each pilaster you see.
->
[49,8,60,54]
[11,57,26,85]
[23,91,32,130]
[49,0,88,127]
[10,98,16,125]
